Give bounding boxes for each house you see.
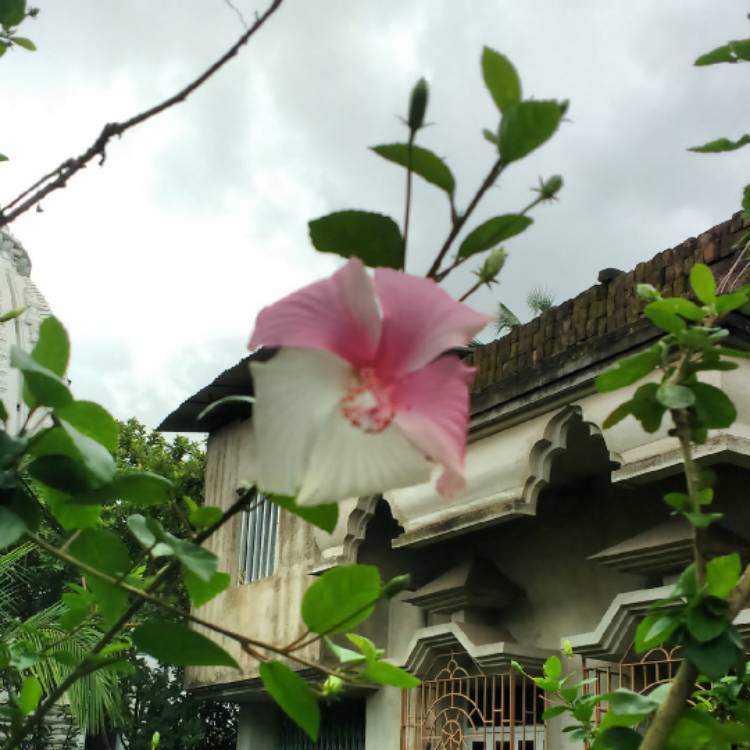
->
[159,212,750,749]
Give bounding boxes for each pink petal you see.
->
[373,269,492,375]
[248,258,381,368]
[393,355,476,496]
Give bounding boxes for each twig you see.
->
[223,0,250,29]
[402,132,415,267]
[0,0,285,227]
[3,490,254,750]
[426,158,503,279]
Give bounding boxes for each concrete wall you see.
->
[186,418,323,689]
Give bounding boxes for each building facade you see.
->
[160,213,750,749]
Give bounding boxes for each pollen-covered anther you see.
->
[341,367,395,433]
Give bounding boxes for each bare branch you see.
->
[0,0,284,227]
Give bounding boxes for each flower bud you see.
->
[151,732,161,749]
[477,247,508,285]
[322,675,344,698]
[408,78,429,132]
[562,639,573,658]
[536,175,563,202]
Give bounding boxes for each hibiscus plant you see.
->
[1,24,749,750]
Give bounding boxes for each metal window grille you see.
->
[238,493,279,583]
[401,653,546,750]
[583,643,685,724]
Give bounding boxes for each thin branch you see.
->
[0,0,285,227]
[435,192,543,283]
[223,0,250,29]
[3,490,254,750]
[426,158,503,279]
[458,278,484,302]
[402,132,415,267]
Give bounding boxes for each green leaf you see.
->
[371,143,455,195]
[364,659,420,688]
[644,303,686,334]
[482,128,498,146]
[683,511,724,528]
[695,43,735,66]
[635,612,679,652]
[543,654,562,681]
[648,297,705,321]
[324,637,367,666]
[689,381,737,428]
[308,211,403,270]
[197,394,254,422]
[689,263,716,304]
[458,214,532,258]
[55,400,119,454]
[42,485,101,530]
[10,35,34,50]
[686,604,727,642]
[0,0,26,28]
[0,505,26,549]
[301,564,381,635]
[664,492,690,511]
[595,347,661,392]
[0,151,7,161]
[716,291,749,315]
[73,471,173,506]
[132,620,239,668]
[268,494,338,534]
[11,347,72,408]
[681,627,745,681]
[69,528,131,625]
[599,687,659,724]
[743,184,750,217]
[542,705,567,720]
[674,564,698,599]
[498,100,563,164]
[481,47,521,113]
[18,676,42,716]
[345,633,382,661]
[127,514,217,580]
[595,727,642,750]
[706,553,741,599]
[188,504,223,529]
[31,317,69,376]
[259,661,319,741]
[183,569,230,607]
[688,134,750,153]
[656,383,695,409]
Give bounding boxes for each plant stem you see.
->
[402,132,415,268]
[4,491,254,750]
[458,278,483,302]
[427,158,503,279]
[434,190,542,283]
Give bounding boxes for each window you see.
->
[238,493,279,582]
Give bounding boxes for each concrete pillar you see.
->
[236,704,278,750]
[365,687,402,749]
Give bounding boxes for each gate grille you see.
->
[401,653,545,750]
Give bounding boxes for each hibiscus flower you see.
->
[247,258,492,506]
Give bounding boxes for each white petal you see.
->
[250,348,351,496]
[297,409,433,506]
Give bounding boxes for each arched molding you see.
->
[311,494,396,571]
[521,404,622,512]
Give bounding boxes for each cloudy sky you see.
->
[2,0,748,429]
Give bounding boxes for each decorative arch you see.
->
[521,404,622,511]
